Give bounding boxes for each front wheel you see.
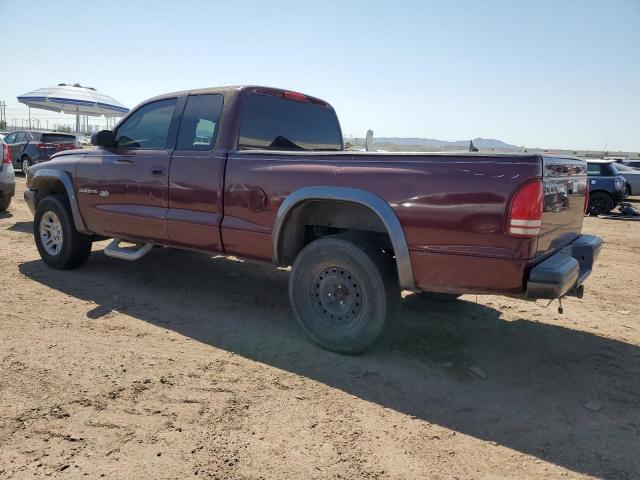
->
[289,234,400,354]
[0,197,11,211]
[34,195,92,269]
[588,192,615,215]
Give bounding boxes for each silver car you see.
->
[613,163,640,196]
[0,139,16,211]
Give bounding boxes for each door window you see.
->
[15,132,27,143]
[176,94,223,150]
[3,133,16,144]
[115,98,177,149]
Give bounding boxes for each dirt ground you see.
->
[1,175,639,480]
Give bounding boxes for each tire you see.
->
[21,156,31,175]
[34,195,92,269]
[417,292,461,302]
[0,197,11,211]
[588,192,615,215]
[289,234,401,354]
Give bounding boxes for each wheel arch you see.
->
[272,186,415,290]
[30,169,89,233]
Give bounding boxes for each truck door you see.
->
[166,94,225,251]
[75,97,180,243]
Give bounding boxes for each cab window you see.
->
[176,94,223,150]
[115,98,177,149]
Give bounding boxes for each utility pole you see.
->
[0,100,6,129]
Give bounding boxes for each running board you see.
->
[104,239,153,261]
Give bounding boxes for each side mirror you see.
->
[91,130,115,148]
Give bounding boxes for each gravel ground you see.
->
[1,176,639,479]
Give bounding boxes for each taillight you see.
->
[2,144,11,164]
[283,91,309,103]
[508,179,543,237]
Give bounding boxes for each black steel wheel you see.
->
[588,192,615,215]
[289,234,400,354]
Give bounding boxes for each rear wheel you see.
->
[289,234,400,354]
[34,195,92,269]
[21,156,31,175]
[0,197,11,211]
[588,192,615,215]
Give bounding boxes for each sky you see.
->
[1,0,638,151]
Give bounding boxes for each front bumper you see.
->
[526,234,602,299]
[24,188,37,215]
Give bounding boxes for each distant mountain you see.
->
[372,137,519,149]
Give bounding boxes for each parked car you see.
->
[621,160,640,170]
[24,86,602,353]
[586,160,628,214]
[2,130,77,174]
[611,163,640,196]
[0,139,15,211]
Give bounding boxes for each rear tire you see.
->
[588,192,615,215]
[0,197,11,211]
[289,234,400,354]
[34,195,92,269]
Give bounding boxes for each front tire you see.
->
[34,195,92,269]
[588,192,615,215]
[289,234,400,354]
[0,197,11,211]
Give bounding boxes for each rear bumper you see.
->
[526,234,602,299]
[24,188,36,215]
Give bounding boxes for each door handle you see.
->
[151,167,166,176]
[115,158,134,164]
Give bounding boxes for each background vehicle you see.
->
[586,160,627,214]
[611,163,640,196]
[621,160,640,170]
[24,86,601,353]
[0,139,16,211]
[2,130,77,174]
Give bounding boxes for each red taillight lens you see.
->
[508,179,543,238]
[2,144,11,164]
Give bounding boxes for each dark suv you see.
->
[586,160,628,215]
[2,131,77,174]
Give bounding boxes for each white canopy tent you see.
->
[17,83,129,132]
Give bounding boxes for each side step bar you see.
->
[104,239,153,261]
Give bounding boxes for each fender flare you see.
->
[272,186,415,290]
[30,168,89,234]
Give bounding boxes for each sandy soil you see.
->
[1,176,639,480]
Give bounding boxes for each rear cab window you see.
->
[238,93,342,151]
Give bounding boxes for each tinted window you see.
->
[115,98,176,149]
[176,94,223,150]
[15,132,28,143]
[587,163,603,175]
[239,94,342,151]
[42,133,76,143]
[3,133,16,144]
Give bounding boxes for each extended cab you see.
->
[24,86,602,353]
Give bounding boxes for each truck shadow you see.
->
[19,248,640,479]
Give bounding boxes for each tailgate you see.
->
[535,156,588,259]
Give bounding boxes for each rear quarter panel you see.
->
[222,152,542,294]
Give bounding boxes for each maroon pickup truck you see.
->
[25,86,602,353]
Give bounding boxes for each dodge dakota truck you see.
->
[24,86,602,353]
